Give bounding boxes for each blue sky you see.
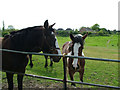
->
[0,0,119,30]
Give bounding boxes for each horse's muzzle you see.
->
[52,57,61,62]
[72,64,79,70]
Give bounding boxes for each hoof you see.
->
[71,83,76,86]
[81,79,83,82]
[45,65,48,68]
[29,63,33,68]
[50,64,53,67]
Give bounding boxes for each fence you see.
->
[0,49,120,89]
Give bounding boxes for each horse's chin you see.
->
[52,57,61,62]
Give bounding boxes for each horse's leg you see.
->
[79,59,85,82]
[29,54,33,68]
[17,74,24,90]
[66,67,68,81]
[79,67,84,88]
[79,67,84,82]
[66,58,68,81]
[6,72,14,90]
[50,57,53,67]
[44,55,48,68]
[69,70,75,86]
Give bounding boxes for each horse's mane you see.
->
[10,26,43,36]
[3,26,44,45]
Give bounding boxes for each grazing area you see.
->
[2,35,119,89]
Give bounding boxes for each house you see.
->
[79,27,94,33]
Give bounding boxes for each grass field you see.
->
[2,35,119,88]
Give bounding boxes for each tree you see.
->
[57,28,64,31]
[66,28,72,31]
[108,30,111,34]
[113,29,117,34]
[91,24,100,31]
[98,30,104,36]
[2,21,5,31]
[100,28,107,31]
[7,25,15,30]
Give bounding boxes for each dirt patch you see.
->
[2,77,81,89]
[2,78,105,90]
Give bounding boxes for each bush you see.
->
[2,31,9,37]
[1,29,18,37]
[56,30,81,37]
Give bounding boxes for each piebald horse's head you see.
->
[70,33,88,70]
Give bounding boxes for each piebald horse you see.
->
[62,33,88,86]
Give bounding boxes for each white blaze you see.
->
[82,52,84,56]
[72,43,81,68]
[55,36,61,54]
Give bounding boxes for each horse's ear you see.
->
[51,23,56,27]
[82,32,88,40]
[44,20,49,29]
[70,34,75,42]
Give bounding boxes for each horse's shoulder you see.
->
[62,41,72,54]
[62,42,69,48]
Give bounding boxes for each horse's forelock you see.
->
[74,35,84,46]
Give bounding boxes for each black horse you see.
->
[1,20,61,90]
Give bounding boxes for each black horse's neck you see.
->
[9,26,47,52]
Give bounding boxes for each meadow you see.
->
[2,35,119,88]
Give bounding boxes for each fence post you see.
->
[63,57,67,90]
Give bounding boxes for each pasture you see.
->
[2,35,119,88]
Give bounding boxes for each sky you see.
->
[0,0,119,30]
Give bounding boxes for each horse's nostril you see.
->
[72,64,79,70]
[77,64,79,69]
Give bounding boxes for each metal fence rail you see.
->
[1,49,120,62]
[1,48,120,89]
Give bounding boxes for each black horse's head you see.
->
[43,20,61,62]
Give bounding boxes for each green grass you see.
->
[2,35,119,88]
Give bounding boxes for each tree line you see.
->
[0,21,119,37]
[56,24,119,37]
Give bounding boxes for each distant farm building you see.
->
[79,27,94,33]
